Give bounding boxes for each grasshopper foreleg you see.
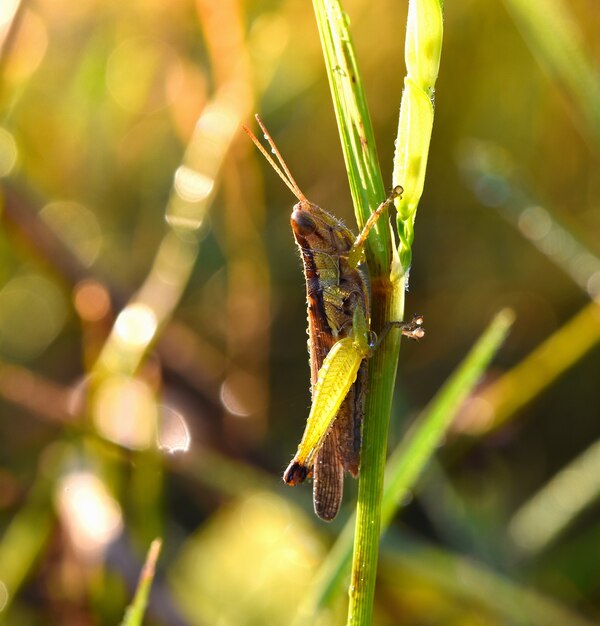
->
[370,314,425,350]
[347,186,404,268]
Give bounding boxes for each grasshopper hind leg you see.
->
[341,361,367,477]
[312,349,367,520]
[313,432,344,521]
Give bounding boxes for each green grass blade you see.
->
[381,309,513,526]
[312,0,389,271]
[458,142,600,436]
[464,302,600,437]
[459,139,600,299]
[501,0,600,149]
[509,436,600,556]
[0,471,55,616]
[383,530,597,626]
[393,0,443,274]
[120,538,162,626]
[297,309,514,617]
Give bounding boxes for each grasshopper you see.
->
[243,116,424,520]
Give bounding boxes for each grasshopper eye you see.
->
[291,210,317,235]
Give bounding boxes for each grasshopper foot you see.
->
[399,314,425,340]
[370,314,425,348]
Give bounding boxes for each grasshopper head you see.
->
[291,200,352,253]
[291,201,319,236]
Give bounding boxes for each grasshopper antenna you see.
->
[242,115,308,204]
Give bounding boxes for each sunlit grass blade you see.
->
[95,94,246,379]
[312,0,389,270]
[296,309,513,618]
[509,436,600,556]
[0,468,55,616]
[94,1,253,379]
[393,0,443,274]
[120,538,162,626]
[458,302,600,437]
[456,140,600,437]
[501,0,600,149]
[381,309,514,525]
[458,139,600,300]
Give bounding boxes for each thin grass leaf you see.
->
[465,302,600,436]
[0,469,54,615]
[383,530,598,626]
[311,0,389,271]
[509,436,600,556]
[95,94,244,379]
[501,0,600,150]
[458,139,600,300]
[120,538,162,626]
[393,0,443,274]
[457,143,600,437]
[381,309,513,525]
[296,309,514,619]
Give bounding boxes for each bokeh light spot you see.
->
[587,271,600,300]
[114,303,157,348]
[4,10,47,82]
[249,13,290,66]
[538,228,575,262]
[0,0,21,28]
[170,492,324,625]
[0,128,18,177]
[0,274,67,360]
[517,205,552,242]
[157,404,191,454]
[40,201,102,267]
[220,371,261,418]
[93,376,157,450]
[73,280,110,322]
[56,471,123,561]
[240,493,291,545]
[151,231,198,287]
[451,395,495,435]
[174,165,215,203]
[0,581,7,612]
[570,253,600,290]
[106,36,183,114]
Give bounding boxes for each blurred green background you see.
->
[1,0,600,624]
